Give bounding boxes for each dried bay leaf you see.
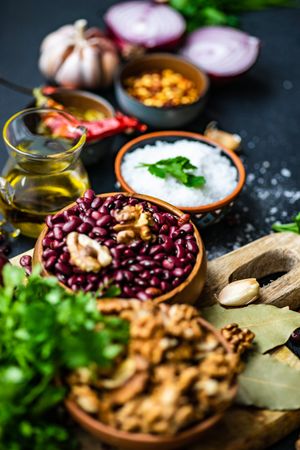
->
[237,352,300,409]
[201,304,300,354]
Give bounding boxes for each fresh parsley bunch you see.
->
[0,265,129,450]
[272,212,300,234]
[170,0,294,30]
[139,156,206,188]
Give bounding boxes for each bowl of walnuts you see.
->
[65,301,239,450]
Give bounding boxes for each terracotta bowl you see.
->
[33,192,207,305]
[115,53,209,129]
[65,317,237,450]
[115,131,246,228]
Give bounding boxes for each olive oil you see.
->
[0,160,90,238]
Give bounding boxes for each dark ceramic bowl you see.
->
[115,53,209,129]
[30,88,115,165]
[115,131,246,228]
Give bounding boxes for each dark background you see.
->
[0,0,299,448]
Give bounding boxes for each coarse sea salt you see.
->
[121,140,238,207]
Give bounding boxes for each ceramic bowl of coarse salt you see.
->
[115,131,246,227]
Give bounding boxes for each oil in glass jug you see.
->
[0,108,90,237]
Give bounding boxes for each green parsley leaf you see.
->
[138,156,206,188]
[272,212,300,234]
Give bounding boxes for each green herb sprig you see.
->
[138,156,206,188]
[170,0,295,31]
[0,265,129,449]
[272,212,300,234]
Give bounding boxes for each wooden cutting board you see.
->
[11,232,300,450]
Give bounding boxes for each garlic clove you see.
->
[39,40,73,79]
[80,45,102,89]
[218,278,260,307]
[55,48,83,88]
[101,51,119,87]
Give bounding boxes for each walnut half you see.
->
[66,232,112,273]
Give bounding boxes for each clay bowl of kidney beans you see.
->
[33,191,206,305]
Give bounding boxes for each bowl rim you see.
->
[115,130,246,213]
[115,52,210,111]
[33,191,205,305]
[64,316,237,445]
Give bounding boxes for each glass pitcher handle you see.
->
[0,177,15,206]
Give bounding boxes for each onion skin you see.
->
[180,26,260,83]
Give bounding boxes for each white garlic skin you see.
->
[39,19,119,90]
[218,278,260,307]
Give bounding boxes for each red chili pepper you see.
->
[36,86,147,142]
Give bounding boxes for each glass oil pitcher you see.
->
[0,108,90,238]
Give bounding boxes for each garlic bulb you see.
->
[39,19,120,89]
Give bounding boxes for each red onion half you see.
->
[180,26,260,81]
[104,1,186,53]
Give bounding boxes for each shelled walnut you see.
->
[221,323,255,355]
[67,301,238,435]
[113,204,154,244]
[66,232,112,272]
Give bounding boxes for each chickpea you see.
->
[124,69,199,108]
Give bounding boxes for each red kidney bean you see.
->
[186,240,198,254]
[20,255,32,267]
[123,270,134,282]
[103,196,115,207]
[46,215,53,228]
[84,189,95,201]
[169,226,180,240]
[87,274,98,284]
[112,259,121,269]
[55,262,72,275]
[86,208,94,217]
[145,287,161,297]
[186,252,196,263]
[130,241,142,252]
[85,283,95,292]
[62,217,81,233]
[129,263,143,272]
[53,240,66,250]
[92,227,107,237]
[52,213,64,224]
[110,248,121,259]
[160,281,171,292]
[178,213,190,225]
[116,244,126,251]
[104,239,116,247]
[57,273,67,283]
[149,244,163,256]
[99,205,109,215]
[83,216,96,227]
[139,244,149,255]
[162,258,175,270]
[71,284,79,291]
[172,277,181,287]
[123,286,135,297]
[42,235,52,247]
[121,258,135,267]
[150,276,160,287]
[128,198,139,205]
[67,275,77,287]
[175,238,185,246]
[91,197,102,209]
[140,270,150,279]
[152,268,163,276]
[173,267,184,277]
[164,213,177,225]
[43,248,57,259]
[47,231,54,239]
[139,259,157,268]
[115,270,124,282]
[96,215,112,227]
[185,234,195,240]
[183,264,193,275]
[161,236,174,253]
[179,223,194,234]
[124,249,135,258]
[137,291,151,301]
[76,222,91,234]
[75,275,85,284]
[162,270,171,281]
[45,255,57,270]
[153,213,165,225]
[153,253,165,261]
[53,227,64,240]
[175,242,186,259]
[135,278,147,287]
[59,253,70,263]
[159,224,169,234]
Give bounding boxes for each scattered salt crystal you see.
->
[270,207,278,215]
[247,173,255,183]
[271,178,278,186]
[121,140,238,207]
[281,168,291,178]
[283,80,293,90]
[247,141,256,149]
[262,161,270,168]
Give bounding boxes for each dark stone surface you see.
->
[0,0,299,448]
